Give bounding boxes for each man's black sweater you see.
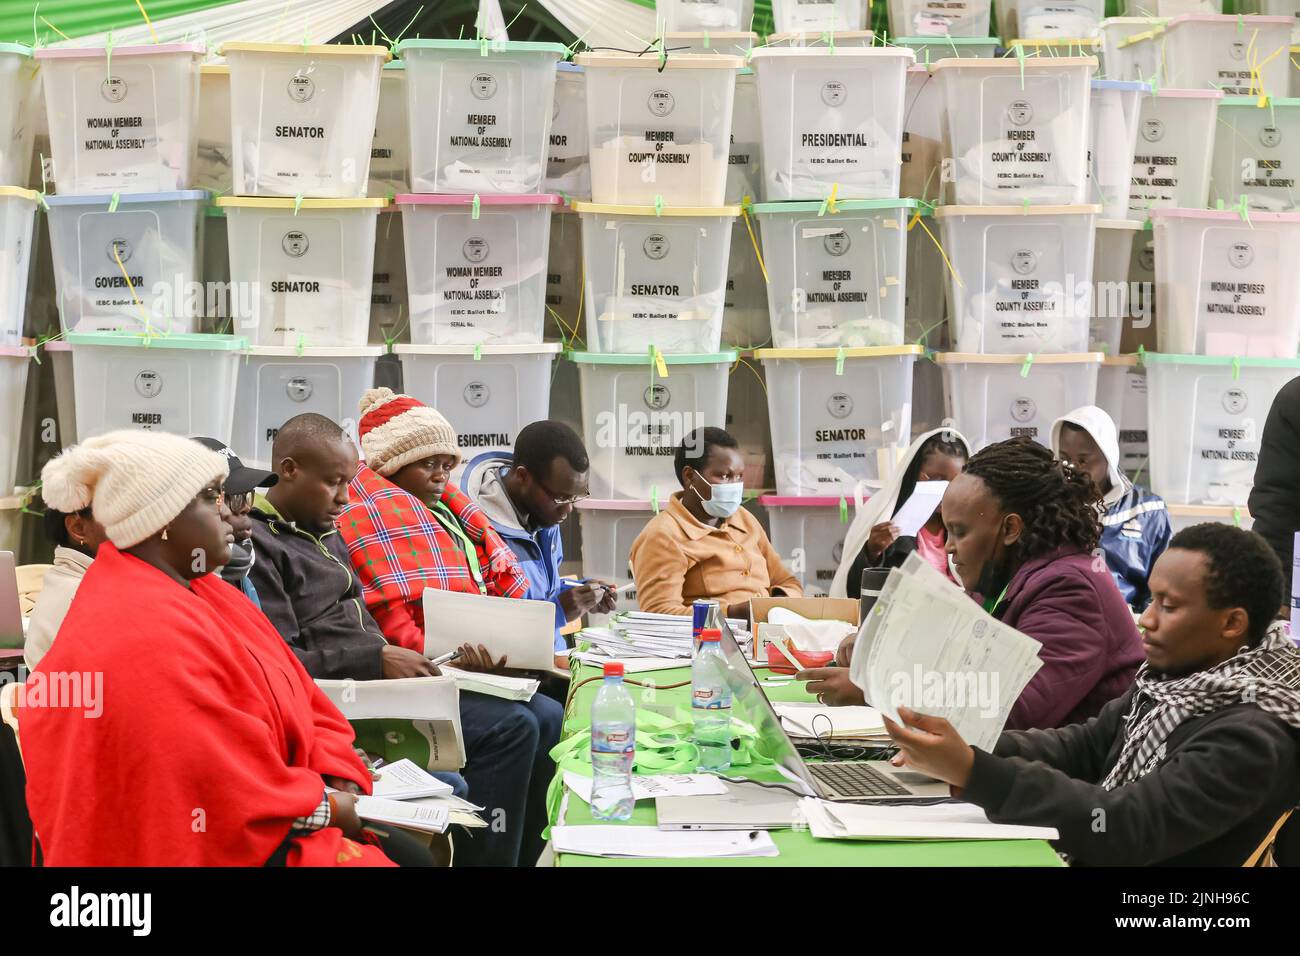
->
[247,505,386,681]
[962,688,1300,866]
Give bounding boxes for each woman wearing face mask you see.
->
[940,437,1145,729]
[629,427,802,617]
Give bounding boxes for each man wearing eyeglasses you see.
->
[193,437,278,608]
[463,421,618,670]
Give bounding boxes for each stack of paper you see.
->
[772,702,888,739]
[440,666,539,702]
[551,826,779,859]
[848,553,1044,753]
[354,795,451,835]
[797,798,1059,842]
[578,611,751,662]
[370,759,454,800]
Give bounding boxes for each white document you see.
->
[562,771,729,804]
[889,480,949,537]
[422,589,557,670]
[315,676,466,771]
[551,825,779,859]
[370,759,454,801]
[797,798,1059,842]
[571,652,687,673]
[772,702,886,739]
[440,665,539,702]
[848,554,1043,753]
[408,794,487,829]
[354,795,451,834]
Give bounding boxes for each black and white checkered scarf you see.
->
[1102,625,1300,791]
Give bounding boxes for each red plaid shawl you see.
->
[336,464,530,650]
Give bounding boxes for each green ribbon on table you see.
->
[543,705,774,838]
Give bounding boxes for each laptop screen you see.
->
[713,616,820,797]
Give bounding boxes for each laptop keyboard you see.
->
[809,761,911,798]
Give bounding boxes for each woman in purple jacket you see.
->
[942,437,1144,729]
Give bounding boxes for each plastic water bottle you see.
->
[692,600,723,656]
[692,629,733,772]
[590,661,635,820]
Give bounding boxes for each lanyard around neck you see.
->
[429,500,486,593]
[983,584,1010,616]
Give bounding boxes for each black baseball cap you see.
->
[191,437,278,495]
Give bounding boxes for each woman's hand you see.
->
[866,521,901,562]
[794,667,866,707]
[328,791,365,840]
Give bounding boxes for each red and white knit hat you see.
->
[357,387,461,477]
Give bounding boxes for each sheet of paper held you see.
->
[889,480,949,538]
[550,826,779,859]
[850,554,1044,753]
[562,771,729,804]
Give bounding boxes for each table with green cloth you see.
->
[547,663,1064,867]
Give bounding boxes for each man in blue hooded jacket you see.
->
[1052,405,1172,612]
[463,420,617,667]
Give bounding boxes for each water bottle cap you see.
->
[699,629,721,642]
[603,661,625,677]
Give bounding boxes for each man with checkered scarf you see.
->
[881,522,1300,866]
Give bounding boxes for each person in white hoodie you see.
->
[23,505,107,671]
[1051,405,1172,612]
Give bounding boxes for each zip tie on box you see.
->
[474,343,482,361]
[839,495,848,523]
[740,196,770,284]
[916,215,963,289]
[471,193,481,220]
[480,35,489,56]
[835,346,845,376]
[654,194,664,217]
[133,0,159,43]
[1021,197,1030,215]
[818,182,840,217]
[650,485,660,513]
[1136,343,1146,366]
[1232,356,1241,380]
[296,333,305,356]
[1016,42,1026,91]
[108,191,120,213]
[293,192,304,216]
[828,31,835,55]
[1237,195,1252,226]
[702,30,709,49]
[1020,353,1035,378]
[652,345,668,378]
[105,31,114,86]
[1233,507,1243,527]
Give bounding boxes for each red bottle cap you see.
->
[700,629,722,642]
[603,661,625,677]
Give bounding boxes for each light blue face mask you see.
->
[693,476,744,519]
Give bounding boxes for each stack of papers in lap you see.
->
[440,666,539,702]
[551,826,780,859]
[578,611,751,661]
[849,553,1044,753]
[797,798,1059,842]
[771,703,888,739]
[354,795,451,834]
[371,759,454,800]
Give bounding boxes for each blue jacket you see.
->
[1100,484,1173,611]
[462,451,572,651]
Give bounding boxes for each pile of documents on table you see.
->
[572,611,752,672]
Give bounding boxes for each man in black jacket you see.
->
[248,413,562,867]
[881,522,1300,866]
[1249,375,1300,612]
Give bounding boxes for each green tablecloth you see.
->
[551,663,1064,867]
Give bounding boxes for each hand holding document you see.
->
[889,480,949,537]
[848,553,1043,753]
[422,589,558,670]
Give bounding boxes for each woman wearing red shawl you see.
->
[337,388,531,655]
[20,430,394,867]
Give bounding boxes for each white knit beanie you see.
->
[41,430,230,549]
[357,387,461,477]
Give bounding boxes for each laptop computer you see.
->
[0,552,24,650]
[656,617,948,829]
